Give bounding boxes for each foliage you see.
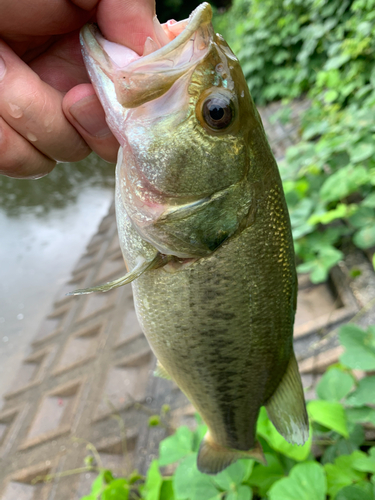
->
[79,322,375,500]
[214,0,375,283]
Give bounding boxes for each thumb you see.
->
[96,0,156,55]
[63,84,119,163]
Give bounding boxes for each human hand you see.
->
[0,0,155,178]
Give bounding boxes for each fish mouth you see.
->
[80,2,213,108]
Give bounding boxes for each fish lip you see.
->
[80,2,212,72]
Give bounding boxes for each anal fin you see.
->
[197,432,266,475]
[265,351,309,446]
[154,360,172,380]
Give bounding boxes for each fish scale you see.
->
[77,1,309,474]
[130,180,295,452]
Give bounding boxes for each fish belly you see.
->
[118,183,297,452]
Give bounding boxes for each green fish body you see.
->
[79,2,309,474]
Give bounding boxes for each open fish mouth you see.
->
[80,2,213,108]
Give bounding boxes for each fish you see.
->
[76,2,309,474]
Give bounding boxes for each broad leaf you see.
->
[308,400,348,437]
[353,225,375,249]
[102,479,129,500]
[346,376,375,407]
[226,485,253,500]
[336,483,374,500]
[159,479,175,500]
[346,407,375,426]
[320,165,369,202]
[350,143,375,163]
[173,454,221,500]
[214,460,254,491]
[324,451,367,498]
[247,453,285,496]
[316,368,354,401]
[143,460,162,500]
[269,462,326,500]
[159,427,194,466]
[340,325,375,370]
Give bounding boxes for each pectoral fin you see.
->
[197,432,266,475]
[67,252,169,296]
[154,360,172,380]
[265,352,309,446]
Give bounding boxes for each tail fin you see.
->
[265,351,309,445]
[197,432,266,475]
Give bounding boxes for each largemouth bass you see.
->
[77,2,309,474]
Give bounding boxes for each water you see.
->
[0,155,115,400]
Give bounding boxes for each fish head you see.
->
[81,3,264,258]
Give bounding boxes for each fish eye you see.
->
[202,96,233,130]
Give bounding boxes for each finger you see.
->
[97,0,156,54]
[0,39,91,163]
[0,0,93,38]
[29,31,90,92]
[63,84,119,163]
[0,117,55,178]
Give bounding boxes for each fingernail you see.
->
[70,94,111,138]
[0,56,6,81]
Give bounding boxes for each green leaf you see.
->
[320,165,369,203]
[143,460,162,500]
[256,408,312,461]
[351,448,375,475]
[308,400,348,437]
[173,454,220,500]
[102,479,129,500]
[247,453,285,496]
[237,485,252,500]
[103,471,115,484]
[336,483,375,500]
[148,415,161,427]
[324,452,367,498]
[324,89,339,103]
[316,367,354,401]
[173,454,199,500]
[214,460,253,491]
[349,206,375,229]
[159,427,194,466]
[297,246,343,283]
[308,204,357,225]
[226,485,253,500]
[321,432,364,465]
[324,53,351,70]
[269,462,326,500]
[350,143,375,163]
[363,193,375,208]
[340,325,375,370]
[353,225,375,249]
[346,376,375,407]
[192,476,221,500]
[346,407,375,427]
[159,479,175,500]
[90,472,106,496]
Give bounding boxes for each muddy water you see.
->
[0,155,115,401]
